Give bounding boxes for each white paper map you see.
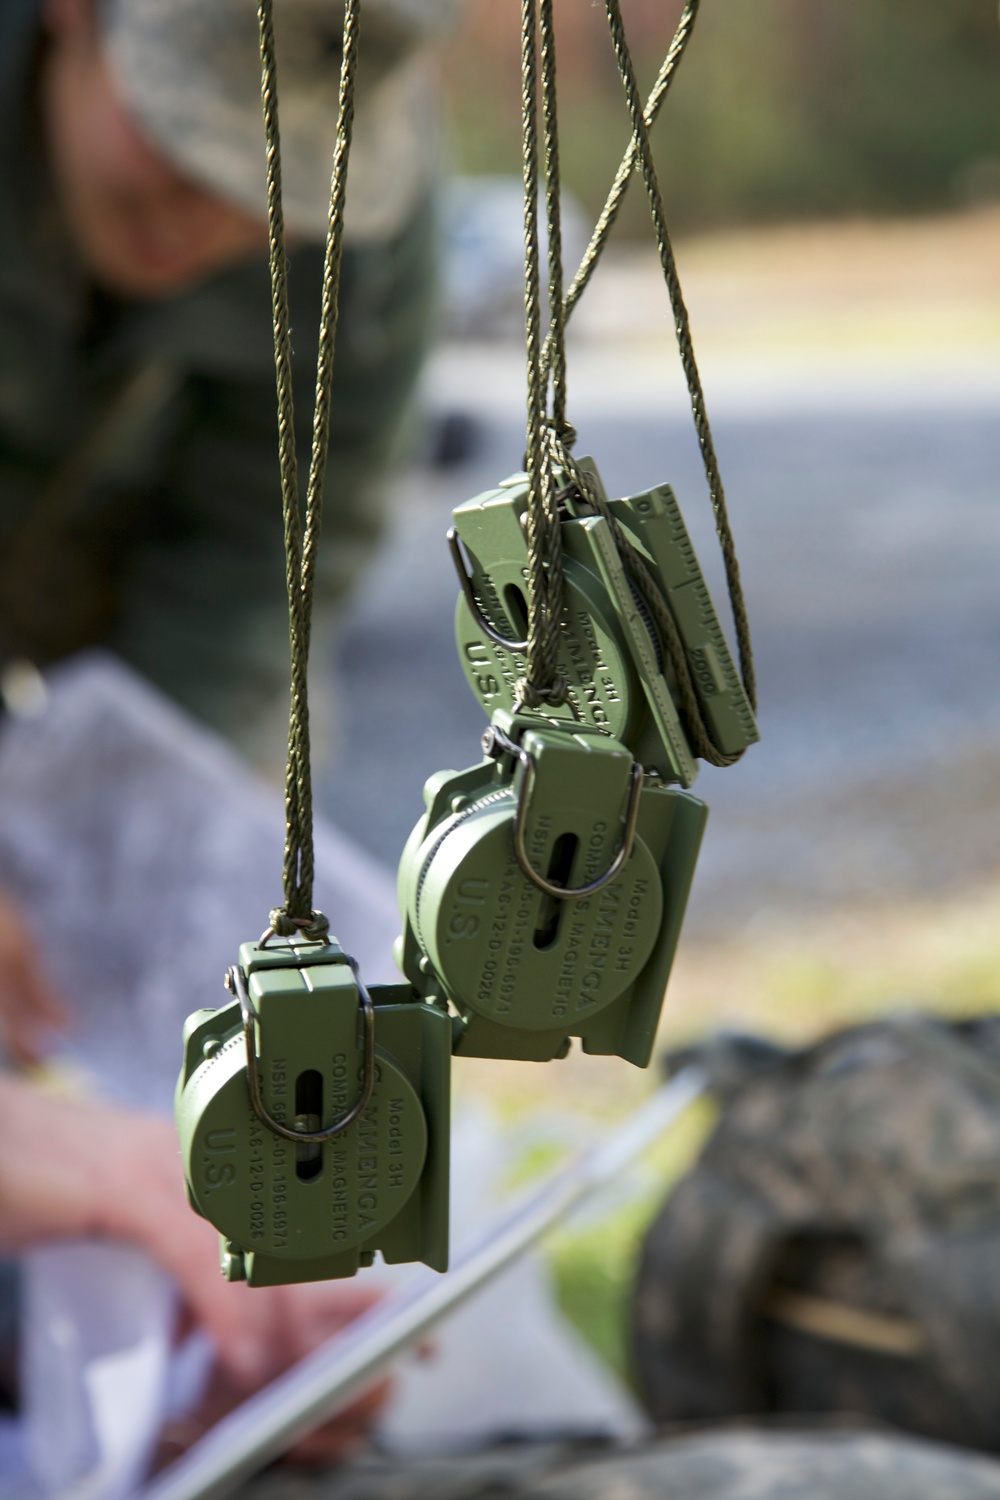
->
[0,651,401,1112]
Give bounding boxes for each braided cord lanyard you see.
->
[519,0,567,709]
[519,0,757,758]
[258,0,361,938]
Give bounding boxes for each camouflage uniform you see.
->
[0,0,439,750]
[631,1015,1000,1452]
[234,1428,1000,1499]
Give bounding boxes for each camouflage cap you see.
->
[100,0,456,241]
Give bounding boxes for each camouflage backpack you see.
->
[229,1014,1000,1500]
[631,1013,1000,1452]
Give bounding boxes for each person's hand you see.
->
[0,889,70,1065]
[158,1283,390,1469]
[0,1078,390,1461]
[118,1120,392,1465]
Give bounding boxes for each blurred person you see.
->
[0,0,452,1458]
[1,0,445,750]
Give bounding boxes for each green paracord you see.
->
[517,0,756,756]
[257,0,361,938]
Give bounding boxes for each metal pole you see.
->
[139,1067,705,1500]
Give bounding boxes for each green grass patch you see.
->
[546,1096,717,1384]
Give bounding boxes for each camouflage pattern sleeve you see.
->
[231,1428,1000,1500]
[108,195,438,753]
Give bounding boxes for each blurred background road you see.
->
[321,208,1000,965]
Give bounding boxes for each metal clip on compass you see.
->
[174,0,450,1287]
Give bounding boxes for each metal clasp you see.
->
[485,725,644,901]
[447,528,529,653]
[227,958,375,1144]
